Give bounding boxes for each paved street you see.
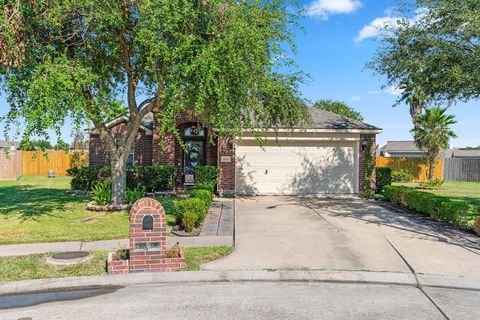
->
[202,196,480,278]
[2,281,480,320]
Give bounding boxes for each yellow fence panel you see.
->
[376,157,443,181]
[22,151,88,176]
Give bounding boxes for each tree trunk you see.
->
[111,149,128,207]
[429,157,435,181]
[410,99,422,118]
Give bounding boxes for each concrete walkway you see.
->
[202,196,480,280]
[0,198,234,257]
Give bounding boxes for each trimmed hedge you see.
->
[382,185,478,227]
[173,198,207,230]
[68,165,175,192]
[190,189,213,208]
[376,167,392,193]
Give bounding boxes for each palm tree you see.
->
[399,80,430,118]
[411,107,457,180]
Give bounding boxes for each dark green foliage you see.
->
[68,165,174,192]
[363,140,375,198]
[144,165,175,192]
[173,198,207,230]
[391,169,413,183]
[20,139,53,151]
[312,99,363,121]
[376,167,392,193]
[419,179,444,189]
[91,181,112,205]
[195,166,218,192]
[125,186,146,205]
[382,185,475,227]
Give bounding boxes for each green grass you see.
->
[0,247,233,282]
[0,177,177,244]
[393,181,480,206]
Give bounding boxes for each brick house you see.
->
[88,108,382,196]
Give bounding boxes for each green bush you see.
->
[391,169,413,183]
[68,165,175,192]
[125,185,146,204]
[190,189,213,208]
[91,181,112,205]
[382,185,474,227]
[182,211,198,233]
[173,198,207,230]
[144,165,175,192]
[195,166,218,192]
[419,179,444,188]
[376,167,392,193]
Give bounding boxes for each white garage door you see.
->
[235,140,358,195]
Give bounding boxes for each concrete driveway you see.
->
[202,196,480,278]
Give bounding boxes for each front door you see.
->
[184,140,204,185]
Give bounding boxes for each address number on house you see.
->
[220,156,232,163]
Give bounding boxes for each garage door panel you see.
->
[235,141,358,195]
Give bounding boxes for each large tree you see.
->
[0,0,307,206]
[411,107,457,180]
[369,0,480,113]
[312,99,364,121]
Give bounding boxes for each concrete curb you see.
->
[0,270,418,295]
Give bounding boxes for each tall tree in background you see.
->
[369,0,480,114]
[411,107,457,180]
[313,100,364,121]
[0,0,307,206]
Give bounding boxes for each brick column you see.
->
[359,134,377,194]
[217,138,235,196]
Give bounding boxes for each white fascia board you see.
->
[241,128,383,134]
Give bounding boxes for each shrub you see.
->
[391,169,413,183]
[173,198,207,230]
[68,166,109,191]
[68,165,175,192]
[190,189,213,208]
[195,166,218,192]
[182,211,198,233]
[382,185,474,227]
[376,167,392,193]
[91,181,112,205]
[125,186,146,204]
[144,165,175,192]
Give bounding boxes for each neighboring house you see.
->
[87,108,382,196]
[441,149,480,159]
[377,141,426,158]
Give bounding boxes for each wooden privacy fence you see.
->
[443,158,480,182]
[0,150,22,180]
[376,157,443,181]
[22,151,88,176]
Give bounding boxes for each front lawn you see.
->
[0,247,233,282]
[0,177,177,244]
[393,181,480,206]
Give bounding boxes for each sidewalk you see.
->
[0,198,234,257]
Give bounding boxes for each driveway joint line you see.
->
[384,235,450,320]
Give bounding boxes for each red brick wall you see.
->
[359,134,377,194]
[217,138,235,195]
[88,123,152,166]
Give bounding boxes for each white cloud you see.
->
[356,9,426,42]
[385,86,404,96]
[351,96,361,101]
[355,16,400,42]
[307,0,362,19]
[368,90,382,95]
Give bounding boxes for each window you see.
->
[184,127,205,137]
[127,142,135,165]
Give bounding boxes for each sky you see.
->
[0,0,479,148]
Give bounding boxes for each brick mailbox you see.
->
[107,198,185,274]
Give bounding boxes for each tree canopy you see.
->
[312,99,364,121]
[368,0,480,109]
[0,0,308,205]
